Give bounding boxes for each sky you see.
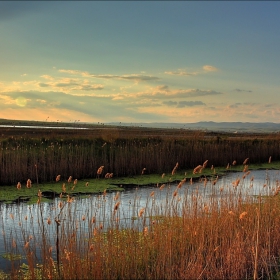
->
[0,1,280,124]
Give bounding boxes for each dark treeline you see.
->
[0,129,280,185]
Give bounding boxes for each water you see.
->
[0,125,88,130]
[0,169,279,272]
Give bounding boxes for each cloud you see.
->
[136,85,223,99]
[264,104,273,108]
[164,70,198,76]
[1,86,279,124]
[0,94,14,105]
[165,65,218,77]
[59,69,160,83]
[162,101,177,107]
[162,100,205,108]
[39,83,50,87]
[234,88,252,93]
[38,78,104,93]
[177,101,205,108]
[203,65,218,72]
[40,75,54,80]
[80,84,103,91]
[229,103,242,108]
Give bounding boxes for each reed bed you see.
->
[1,128,280,185]
[2,168,280,279]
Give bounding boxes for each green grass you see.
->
[1,161,280,204]
[0,178,124,204]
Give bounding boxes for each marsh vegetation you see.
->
[1,125,280,279]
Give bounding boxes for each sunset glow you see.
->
[1,2,279,123]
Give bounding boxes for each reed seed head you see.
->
[26,179,32,188]
[139,208,145,217]
[24,241,30,249]
[243,165,249,172]
[97,166,104,175]
[114,201,121,211]
[239,211,247,220]
[232,178,240,188]
[193,165,203,174]
[144,226,149,236]
[202,160,208,168]
[114,192,120,201]
[56,175,61,182]
[89,244,94,252]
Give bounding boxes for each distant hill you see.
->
[1,118,280,133]
[108,121,280,133]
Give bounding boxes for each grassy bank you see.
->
[1,161,280,204]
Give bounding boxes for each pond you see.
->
[0,169,279,272]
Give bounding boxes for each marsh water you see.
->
[1,169,280,272]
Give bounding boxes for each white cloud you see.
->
[40,75,54,80]
[165,65,218,77]
[203,65,218,72]
[164,70,198,76]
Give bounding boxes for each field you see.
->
[1,122,280,279]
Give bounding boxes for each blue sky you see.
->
[0,1,279,124]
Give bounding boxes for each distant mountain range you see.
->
[108,121,280,133]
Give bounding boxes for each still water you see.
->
[0,125,88,130]
[0,169,279,272]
